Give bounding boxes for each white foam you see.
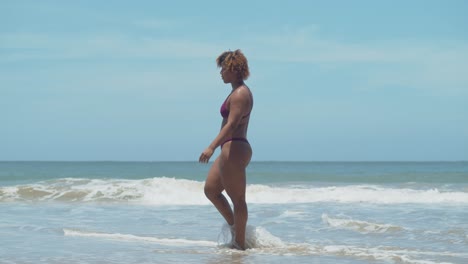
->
[279,210,305,218]
[247,184,468,204]
[217,224,285,249]
[322,214,404,233]
[314,245,458,264]
[63,227,467,263]
[245,242,466,263]
[1,177,468,205]
[63,229,217,247]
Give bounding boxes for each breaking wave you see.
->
[1,177,468,205]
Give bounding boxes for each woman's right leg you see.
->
[204,157,234,225]
[220,141,252,250]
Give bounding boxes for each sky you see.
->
[1,0,467,161]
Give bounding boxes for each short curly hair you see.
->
[216,49,250,80]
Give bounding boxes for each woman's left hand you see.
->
[199,147,214,163]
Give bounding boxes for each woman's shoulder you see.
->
[233,85,252,99]
[229,86,252,109]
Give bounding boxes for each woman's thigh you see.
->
[220,142,252,200]
[204,157,224,195]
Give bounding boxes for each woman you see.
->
[199,49,253,250]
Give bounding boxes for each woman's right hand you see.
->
[199,147,214,163]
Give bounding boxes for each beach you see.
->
[1,161,467,263]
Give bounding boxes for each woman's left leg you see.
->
[204,157,234,225]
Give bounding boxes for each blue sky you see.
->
[1,0,467,161]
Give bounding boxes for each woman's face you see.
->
[220,67,236,84]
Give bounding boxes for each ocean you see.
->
[0,161,467,264]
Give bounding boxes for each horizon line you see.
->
[0,160,466,163]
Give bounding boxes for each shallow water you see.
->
[1,161,467,263]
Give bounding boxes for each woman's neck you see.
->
[231,80,245,90]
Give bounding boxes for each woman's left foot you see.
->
[231,240,245,250]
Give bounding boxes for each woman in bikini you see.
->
[199,49,253,250]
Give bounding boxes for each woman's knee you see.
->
[229,194,246,207]
[204,184,220,200]
[203,184,213,198]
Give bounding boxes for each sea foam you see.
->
[63,228,217,247]
[63,227,467,264]
[1,177,468,205]
[321,214,404,233]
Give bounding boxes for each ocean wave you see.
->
[1,177,468,205]
[322,214,404,233]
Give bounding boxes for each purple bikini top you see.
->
[220,99,230,118]
[220,93,252,119]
